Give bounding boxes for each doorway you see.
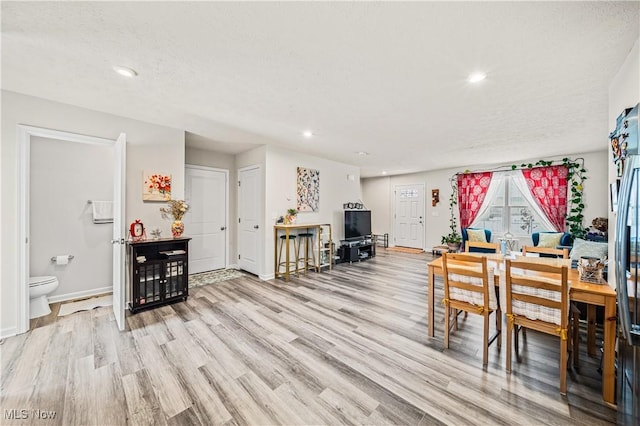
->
[237,165,262,276]
[393,183,425,249]
[184,165,229,274]
[17,126,126,333]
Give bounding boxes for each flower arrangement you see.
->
[144,172,172,201]
[160,199,189,221]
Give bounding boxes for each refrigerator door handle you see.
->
[616,155,640,344]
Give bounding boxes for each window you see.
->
[471,176,552,237]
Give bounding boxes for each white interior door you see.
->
[394,184,425,249]
[184,165,228,274]
[238,166,261,275]
[112,133,126,331]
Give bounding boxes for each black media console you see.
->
[339,236,376,263]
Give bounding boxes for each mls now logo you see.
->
[4,409,57,420]
[4,409,29,420]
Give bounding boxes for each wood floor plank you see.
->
[121,369,168,426]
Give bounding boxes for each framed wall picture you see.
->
[143,171,171,201]
[297,167,319,212]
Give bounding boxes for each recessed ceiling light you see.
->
[468,72,486,83]
[113,65,138,78]
[302,130,314,138]
[356,151,369,156]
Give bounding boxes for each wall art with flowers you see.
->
[143,171,172,201]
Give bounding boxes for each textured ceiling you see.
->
[2,2,638,177]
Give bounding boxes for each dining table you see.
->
[427,253,617,406]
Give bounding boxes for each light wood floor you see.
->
[1,250,618,425]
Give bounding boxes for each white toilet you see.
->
[29,276,59,319]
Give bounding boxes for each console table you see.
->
[274,223,333,281]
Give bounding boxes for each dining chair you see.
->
[505,259,569,394]
[522,245,569,259]
[465,241,499,253]
[442,253,501,366]
[519,245,580,367]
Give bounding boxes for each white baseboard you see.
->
[260,273,274,281]
[48,286,112,304]
[228,263,239,270]
[0,327,18,339]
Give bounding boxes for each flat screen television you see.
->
[344,210,371,240]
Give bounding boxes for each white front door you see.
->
[394,184,425,249]
[112,133,126,331]
[184,165,228,274]
[238,165,261,275]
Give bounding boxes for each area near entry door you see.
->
[184,165,228,274]
[394,184,425,249]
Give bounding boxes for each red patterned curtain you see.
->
[457,172,493,229]
[521,165,568,232]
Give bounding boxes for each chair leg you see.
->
[444,305,450,349]
[483,312,489,366]
[587,305,596,356]
[506,320,513,374]
[560,336,568,395]
[571,307,580,370]
[514,325,519,356]
[496,308,502,349]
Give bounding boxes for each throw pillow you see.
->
[537,233,563,248]
[569,238,609,261]
[467,229,487,243]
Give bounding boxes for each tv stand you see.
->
[340,236,376,263]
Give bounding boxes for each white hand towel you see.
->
[92,201,113,224]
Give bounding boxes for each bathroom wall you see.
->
[1,90,186,337]
[30,136,114,300]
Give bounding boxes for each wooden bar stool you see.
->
[297,232,317,273]
[277,234,299,277]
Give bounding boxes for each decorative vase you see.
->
[171,220,184,238]
[447,242,460,252]
[288,214,297,224]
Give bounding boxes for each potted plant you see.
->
[441,179,462,251]
[284,208,298,224]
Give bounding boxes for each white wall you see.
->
[263,145,361,279]
[1,91,185,337]
[362,150,609,250]
[30,137,114,300]
[185,147,238,264]
[608,38,640,284]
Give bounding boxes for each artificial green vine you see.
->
[441,178,462,244]
[511,157,587,239]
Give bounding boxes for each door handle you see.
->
[220,226,226,231]
[111,238,125,244]
[254,225,259,229]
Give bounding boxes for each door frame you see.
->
[185,164,230,270]
[393,183,426,249]
[17,125,120,334]
[237,164,263,277]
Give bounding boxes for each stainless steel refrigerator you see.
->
[614,103,639,424]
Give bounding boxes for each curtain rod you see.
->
[449,157,585,180]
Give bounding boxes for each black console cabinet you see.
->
[340,237,376,263]
[127,237,191,313]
